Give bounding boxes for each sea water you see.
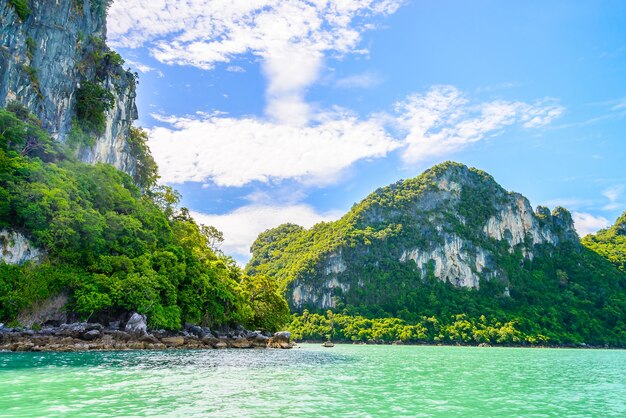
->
[0,344,624,417]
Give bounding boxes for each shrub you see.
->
[9,0,31,21]
[75,81,114,135]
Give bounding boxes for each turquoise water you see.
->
[0,345,624,417]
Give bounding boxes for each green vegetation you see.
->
[248,162,626,346]
[582,211,626,273]
[8,0,31,21]
[0,106,289,331]
[290,311,541,345]
[21,65,42,98]
[25,36,36,60]
[75,81,114,135]
[127,126,158,190]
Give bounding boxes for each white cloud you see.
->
[148,110,400,186]
[602,185,624,202]
[572,212,611,237]
[226,65,246,73]
[148,86,562,187]
[109,0,403,124]
[602,185,624,210]
[124,59,164,77]
[334,72,382,89]
[393,86,564,163]
[191,204,341,259]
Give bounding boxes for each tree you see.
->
[201,225,224,252]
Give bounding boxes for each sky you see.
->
[107,0,626,263]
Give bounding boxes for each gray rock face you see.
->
[277,164,580,310]
[0,0,138,176]
[0,229,45,264]
[125,313,147,336]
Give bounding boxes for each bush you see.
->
[9,0,31,21]
[75,81,114,135]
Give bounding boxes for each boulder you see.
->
[82,329,101,341]
[161,336,185,347]
[230,338,252,349]
[125,313,147,337]
[268,331,293,349]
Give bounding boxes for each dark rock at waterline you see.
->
[268,331,294,349]
[0,321,291,352]
[83,330,101,341]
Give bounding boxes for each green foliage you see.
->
[89,0,111,18]
[289,311,535,345]
[75,81,114,135]
[9,0,31,21]
[0,106,289,331]
[248,162,626,346]
[21,65,42,98]
[582,211,626,273]
[67,118,95,148]
[25,36,36,60]
[127,127,158,189]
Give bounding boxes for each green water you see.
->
[0,345,624,417]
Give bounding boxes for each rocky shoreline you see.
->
[0,313,294,352]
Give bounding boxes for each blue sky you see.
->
[108,0,626,263]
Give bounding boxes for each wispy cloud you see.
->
[542,198,594,211]
[393,86,564,164]
[191,205,341,260]
[226,65,246,73]
[334,72,382,89]
[124,59,164,77]
[602,185,625,210]
[148,85,562,187]
[148,110,400,186]
[572,212,611,237]
[109,0,404,125]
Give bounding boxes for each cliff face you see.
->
[0,229,44,265]
[0,0,137,175]
[247,162,580,311]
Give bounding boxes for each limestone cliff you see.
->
[0,229,44,264]
[0,0,138,175]
[247,162,580,311]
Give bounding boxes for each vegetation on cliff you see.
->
[249,163,626,346]
[582,211,626,273]
[0,105,289,331]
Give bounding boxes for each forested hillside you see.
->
[0,105,289,331]
[248,163,626,346]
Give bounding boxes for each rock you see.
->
[82,330,101,341]
[274,331,291,341]
[268,331,293,349]
[108,321,121,330]
[161,337,185,347]
[0,229,45,265]
[104,330,131,341]
[17,292,68,327]
[214,341,228,349]
[127,342,145,350]
[184,324,205,337]
[140,334,159,344]
[230,338,252,349]
[0,0,139,177]
[478,342,491,347]
[15,342,34,352]
[148,343,166,350]
[125,313,147,337]
[58,323,92,338]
